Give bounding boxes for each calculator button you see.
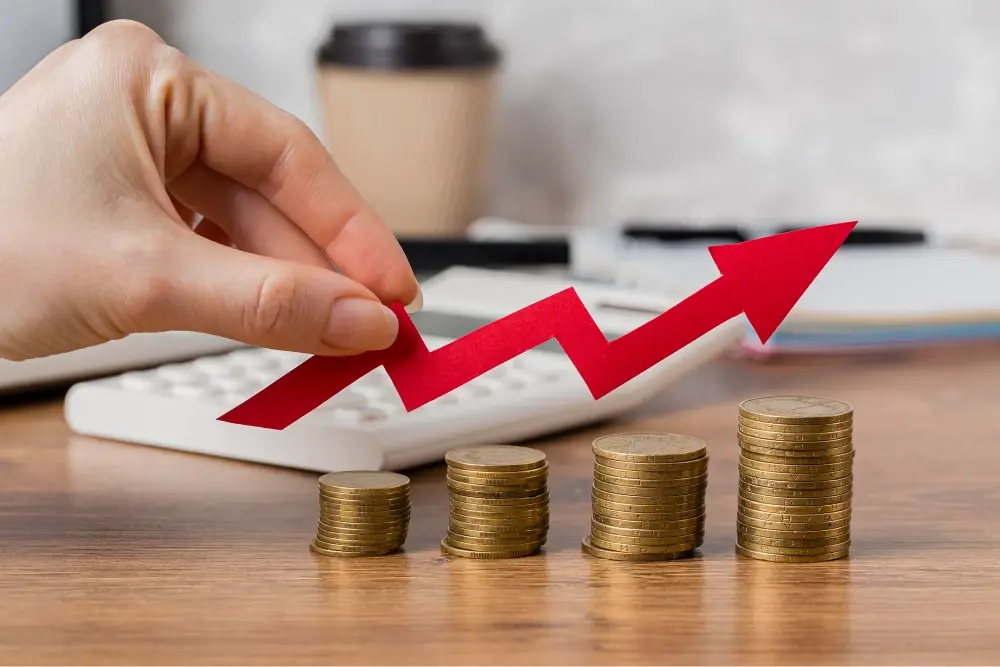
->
[318,390,368,410]
[329,407,389,424]
[367,400,403,415]
[226,349,277,368]
[246,368,283,384]
[452,383,492,399]
[119,371,167,392]
[193,357,244,377]
[357,407,390,422]
[210,376,256,393]
[155,363,206,384]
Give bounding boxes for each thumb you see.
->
[135,235,399,355]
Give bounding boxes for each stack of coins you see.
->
[310,471,410,557]
[582,433,708,561]
[441,445,549,559]
[736,396,854,563]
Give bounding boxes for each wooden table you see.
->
[2,345,1000,665]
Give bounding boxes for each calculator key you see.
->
[367,400,403,415]
[318,390,368,410]
[351,385,385,400]
[211,376,257,394]
[119,371,167,392]
[328,407,388,424]
[155,363,206,384]
[193,356,244,377]
[246,368,283,384]
[226,349,276,368]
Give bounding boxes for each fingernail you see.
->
[404,286,424,313]
[323,298,399,350]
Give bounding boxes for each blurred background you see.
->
[6,0,1000,363]
[6,0,1000,239]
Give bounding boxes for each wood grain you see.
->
[2,345,1000,664]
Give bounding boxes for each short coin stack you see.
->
[441,445,549,559]
[582,433,708,561]
[310,471,410,557]
[736,395,854,563]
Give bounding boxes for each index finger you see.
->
[161,54,419,307]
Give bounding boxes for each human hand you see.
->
[0,20,420,362]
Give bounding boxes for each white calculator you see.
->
[64,267,744,472]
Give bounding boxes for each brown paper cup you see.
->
[315,22,501,237]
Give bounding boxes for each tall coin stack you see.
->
[582,433,708,562]
[441,445,549,559]
[736,396,854,563]
[311,471,410,557]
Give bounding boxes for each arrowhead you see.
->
[709,221,857,343]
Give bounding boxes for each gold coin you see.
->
[591,519,705,539]
[738,455,853,476]
[448,524,547,541]
[446,530,545,547]
[445,463,550,479]
[449,509,548,526]
[319,508,409,522]
[738,396,853,424]
[740,449,855,466]
[593,480,706,499]
[449,498,548,516]
[737,423,852,443]
[738,479,852,497]
[444,534,542,553]
[593,470,708,489]
[317,518,409,534]
[590,502,704,522]
[737,416,853,434]
[739,472,854,498]
[594,455,709,474]
[592,433,707,463]
[591,493,704,513]
[445,445,546,473]
[592,512,706,531]
[444,492,551,507]
[736,511,850,532]
[319,498,408,512]
[310,539,398,555]
[315,530,404,547]
[736,521,850,542]
[448,510,548,526]
[446,469,548,487]
[318,470,410,495]
[440,537,539,559]
[319,500,409,515]
[736,536,851,556]
[588,533,699,554]
[448,516,548,534]
[594,461,706,481]
[738,503,851,524]
[738,431,853,452]
[735,543,849,563]
[738,488,852,507]
[590,529,704,549]
[591,523,704,543]
[738,439,854,458]
[446,473,546,492]
[739,497,852,515]
[581,536,695,561]
[310,541,397,558]
[447,480,548,499]
[319,488,408,502]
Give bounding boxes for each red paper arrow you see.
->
[218,221,857,430]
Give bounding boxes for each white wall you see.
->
[0,0,74,93]
[9,0,1000,239]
